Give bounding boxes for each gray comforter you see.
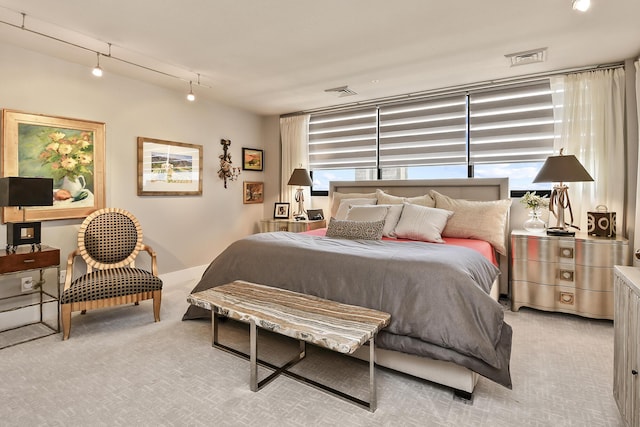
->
[183,232,512,388]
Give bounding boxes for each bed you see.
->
[183,178,513,398]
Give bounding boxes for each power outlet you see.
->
[59,270,67,284]
[21,277,34,292]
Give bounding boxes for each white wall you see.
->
[0,41,272,280]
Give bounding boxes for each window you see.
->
[308,80,554,195]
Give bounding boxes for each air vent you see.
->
[505,48,547,67]
[324,85,358,97]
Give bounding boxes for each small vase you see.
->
[523,209,546,233]
[61,175,86,197]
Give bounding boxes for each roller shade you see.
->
[469,81,554,164]
[378,94,467,168]
[308,108,378,170]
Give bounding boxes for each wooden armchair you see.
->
[61,208,162,340]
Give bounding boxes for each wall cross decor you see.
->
[218,139,241,188]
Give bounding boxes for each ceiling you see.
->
[0,0,639,116]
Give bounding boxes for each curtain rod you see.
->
[282,61,625,118]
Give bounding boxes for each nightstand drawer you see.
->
[511,281,614,319]
[512,260,614,292]
[512,235,575,262]
[0,247,60,274]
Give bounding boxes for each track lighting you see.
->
[92,52,103,77]
[572,0,590,12]
[3,12,211,101]
[187,81,196,101]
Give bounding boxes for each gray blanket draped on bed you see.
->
[183,232,512,388]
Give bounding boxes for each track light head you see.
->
[572,0,590,12]
[187,81,196,101]
[92,52,103,77]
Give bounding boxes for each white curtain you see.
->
[550,68,626,232]
[279,114,310,207]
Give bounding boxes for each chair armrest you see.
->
[63,249,82,292]
[140,244,159,277]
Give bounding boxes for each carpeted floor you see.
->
[0,276,624,426]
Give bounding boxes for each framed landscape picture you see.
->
[243,181,264,204]
[1,109,106,222]
[138,137,203,196]
[242,148,263,171]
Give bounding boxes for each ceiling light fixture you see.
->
[3,12,210,100]
[187,81,196,102]
[572,0,591,12]
[92,52,103,77]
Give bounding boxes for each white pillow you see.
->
[376,204,404,238]
[376,189,435,208]
[429,190,512,255]
[334,198,377,220]
[346,205,389,222]
[394,203,453,243]
[330,192,376,218]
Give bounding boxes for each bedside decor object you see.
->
[0,177,53,251]
[532,149,593,236]
[60,208,162,340]
[307,209,324,221]
[137,137,203,196]
[520,191,548,233]
[274,202,290,219]
[587,205,616,238]
[218,139,241,188]
[242,148,264,171]
[243,181,264,204]
[1,109,105,221]
[287,167,313,219]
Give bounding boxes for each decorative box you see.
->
[587,205,616,238]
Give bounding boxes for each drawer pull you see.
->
[23,259,36,263]
[633,370,638,376]
[559,292,574,305]
[560,248,574,259]
[559,270,574,281]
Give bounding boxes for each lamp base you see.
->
[6,221,42,252]
[546,228,575,237]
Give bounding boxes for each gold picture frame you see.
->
[137,137,203,196]
[243,181,264,204]
[1,109,106,223]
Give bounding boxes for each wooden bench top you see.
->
[188,280,391,354]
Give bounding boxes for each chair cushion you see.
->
[61,267,163,304]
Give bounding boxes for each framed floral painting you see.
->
[1,110,106,222]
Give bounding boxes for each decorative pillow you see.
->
[325,219,385,240]
[346,205,389,222]
[429,190,512,255]
[334,198,377,220]
[376,204,404,238]
[376,189,435,207]
[394,203,453,243]
[330,192,376,218]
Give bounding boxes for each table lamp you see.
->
[287,168,313,219]
[0,177,54,251]
[532,149,593,236]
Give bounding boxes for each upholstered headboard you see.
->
[329,178,510,295]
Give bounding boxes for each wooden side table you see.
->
[0,246,61,349]
[260,219,326,233]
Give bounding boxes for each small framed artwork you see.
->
[138,137,203,196]
[243,181,264,204]
[1,109,106,222]
[274,202,290,219]
[242,148,263,171]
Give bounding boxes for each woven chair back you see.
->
[78,208,143,269]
